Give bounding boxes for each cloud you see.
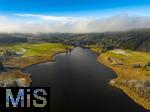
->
[15,14,72,21]
[0,14,150,33]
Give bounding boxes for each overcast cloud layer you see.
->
[0,14,150,33]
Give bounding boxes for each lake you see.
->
[24,47,148,112]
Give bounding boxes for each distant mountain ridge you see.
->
[0,29,150,52]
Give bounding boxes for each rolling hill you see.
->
[0,29,149,52]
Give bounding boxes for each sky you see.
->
[0,0,150,33]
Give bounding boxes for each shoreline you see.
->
[0,50,68,87]
[19,50,68,85]
[21,51,66,71]
[97,52,150,110]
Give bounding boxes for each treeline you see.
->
[65,29,150,52]
[0,29,150,52]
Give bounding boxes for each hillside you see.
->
[0,29,150,52]
[66,29,150,52]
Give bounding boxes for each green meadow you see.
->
[0,43,69,57]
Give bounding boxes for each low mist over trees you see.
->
[0,29,150,52]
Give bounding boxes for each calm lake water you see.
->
[24,47,148,112]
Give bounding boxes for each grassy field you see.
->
[1,43,71,68]
[88,45,102,53]
[100,49,150,77]
[90,46,150,110]
[0,43,69,56]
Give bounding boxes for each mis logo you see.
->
[0,87,50,112]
